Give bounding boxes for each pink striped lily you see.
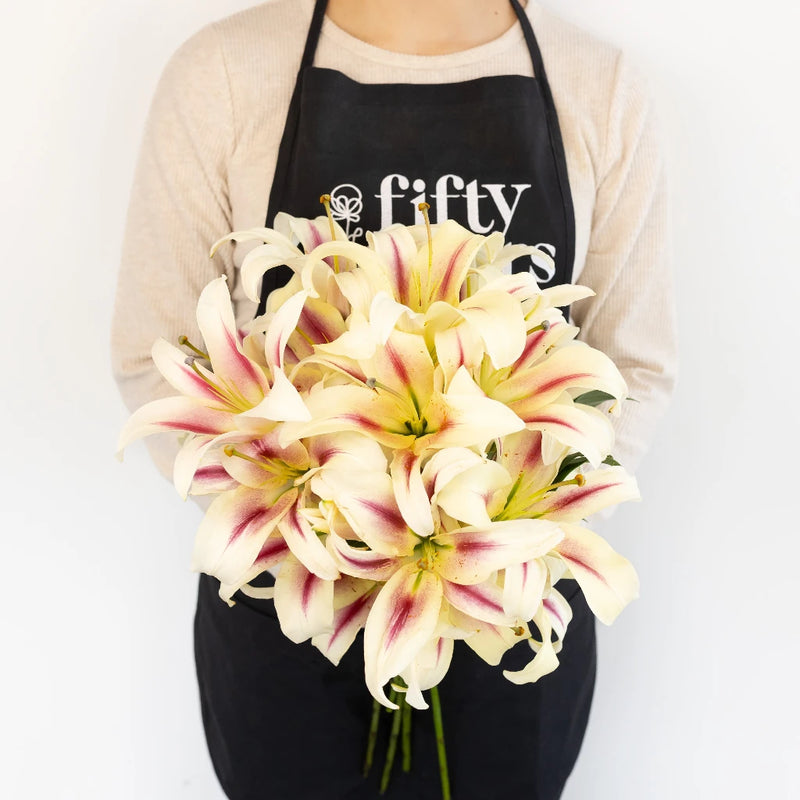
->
[117,277,311,497]
[282,326,525,454]
[319,449,563,709]
[489,429,640,636]
[213,213,349,306]
[193,430,387,602]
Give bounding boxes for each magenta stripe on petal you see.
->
[385,340,411,386]
[339,550,395,571]
[558,551,605,584]
[224,325,263,387]
[389,235,408,304]
[157,419,222,435]
[228,507,273,547]
[536,371,594,395]
[359,499,407,530]
[340,413,383,433]
[193,466,230,482]
[450,583,504,615]
[526,414,580,432]
[549,483,618,513]
[543,597,565,628]
[183,367,227,403]
[437,239,468,299]
[300,571,316,616]
[329,592,372,647]
[315,447,345,464]
[255,537,289,565]
[516,329,547,367]
[385,595,416,649]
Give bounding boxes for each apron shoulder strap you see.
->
[300,0,329,71]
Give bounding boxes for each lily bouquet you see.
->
[119,201,639,797]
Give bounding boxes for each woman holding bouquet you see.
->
[112,0,676,797]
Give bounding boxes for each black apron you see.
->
[196,2,595,797]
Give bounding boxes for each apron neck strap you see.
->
[510,0,545,79]
[301,0,329,71]
[302,1,545,78]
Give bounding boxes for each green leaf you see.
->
[553,453,589,484]
[574,390,617,407]
[553,453,621,486]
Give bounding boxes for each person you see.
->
[111,1,677,797]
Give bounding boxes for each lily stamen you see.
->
[187,359,228,404]
[527,473,586,504]
[365,378,407,405]
[419,202,433,291]
[223,446,304,480]
[178,335,209,360]
[366,377,423,430]
[320,193,340,274]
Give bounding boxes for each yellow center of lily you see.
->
[366,378,430,438]
[413,538,438,572]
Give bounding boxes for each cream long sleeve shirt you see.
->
[112,0,677,488]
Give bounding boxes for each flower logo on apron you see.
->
[328,183,364,242]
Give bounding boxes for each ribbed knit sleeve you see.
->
[111,23,236,484]
[570,53,677,473]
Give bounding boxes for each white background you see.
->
[2,0,797,798]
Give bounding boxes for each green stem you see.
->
[380,690,403,794]
[430,686,451,800]
[401,696,413,772]
[363,699,383,777]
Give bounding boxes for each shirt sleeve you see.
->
[111,23,236,487]
[570,53,678,475]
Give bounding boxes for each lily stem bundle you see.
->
[364,681,451,798]
[430,686,451,800]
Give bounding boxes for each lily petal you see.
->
[280,384,414,451]
[419,369,525,452]
[442,579,513,626]
[458,289,526,369]
[390,451,435,537]
[522,400,615,467]
[496,342,628,414]
[263,290,309,371]
[503,606,560,685]
[316,469,418,556]
[363,565,443,708]
[188,445,239,496]
[240,368,311,423]
[326,534,400,582]
[367,225,418,306]
[117,396,233,454]
[448,607,527,666]
[273,555,334,643]
[173,429,246,499]
[312,579,377,666]
[400,636,454,711]
[434,519,563,585]
[277,497,340,581]
[554,522,640,625]
[536,466,640,522]
[195,277,270,403]
[190,486,297,583]
[434,459,512,527]
[502,557,548,621]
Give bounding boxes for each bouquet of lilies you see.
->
[119,200,639,796]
